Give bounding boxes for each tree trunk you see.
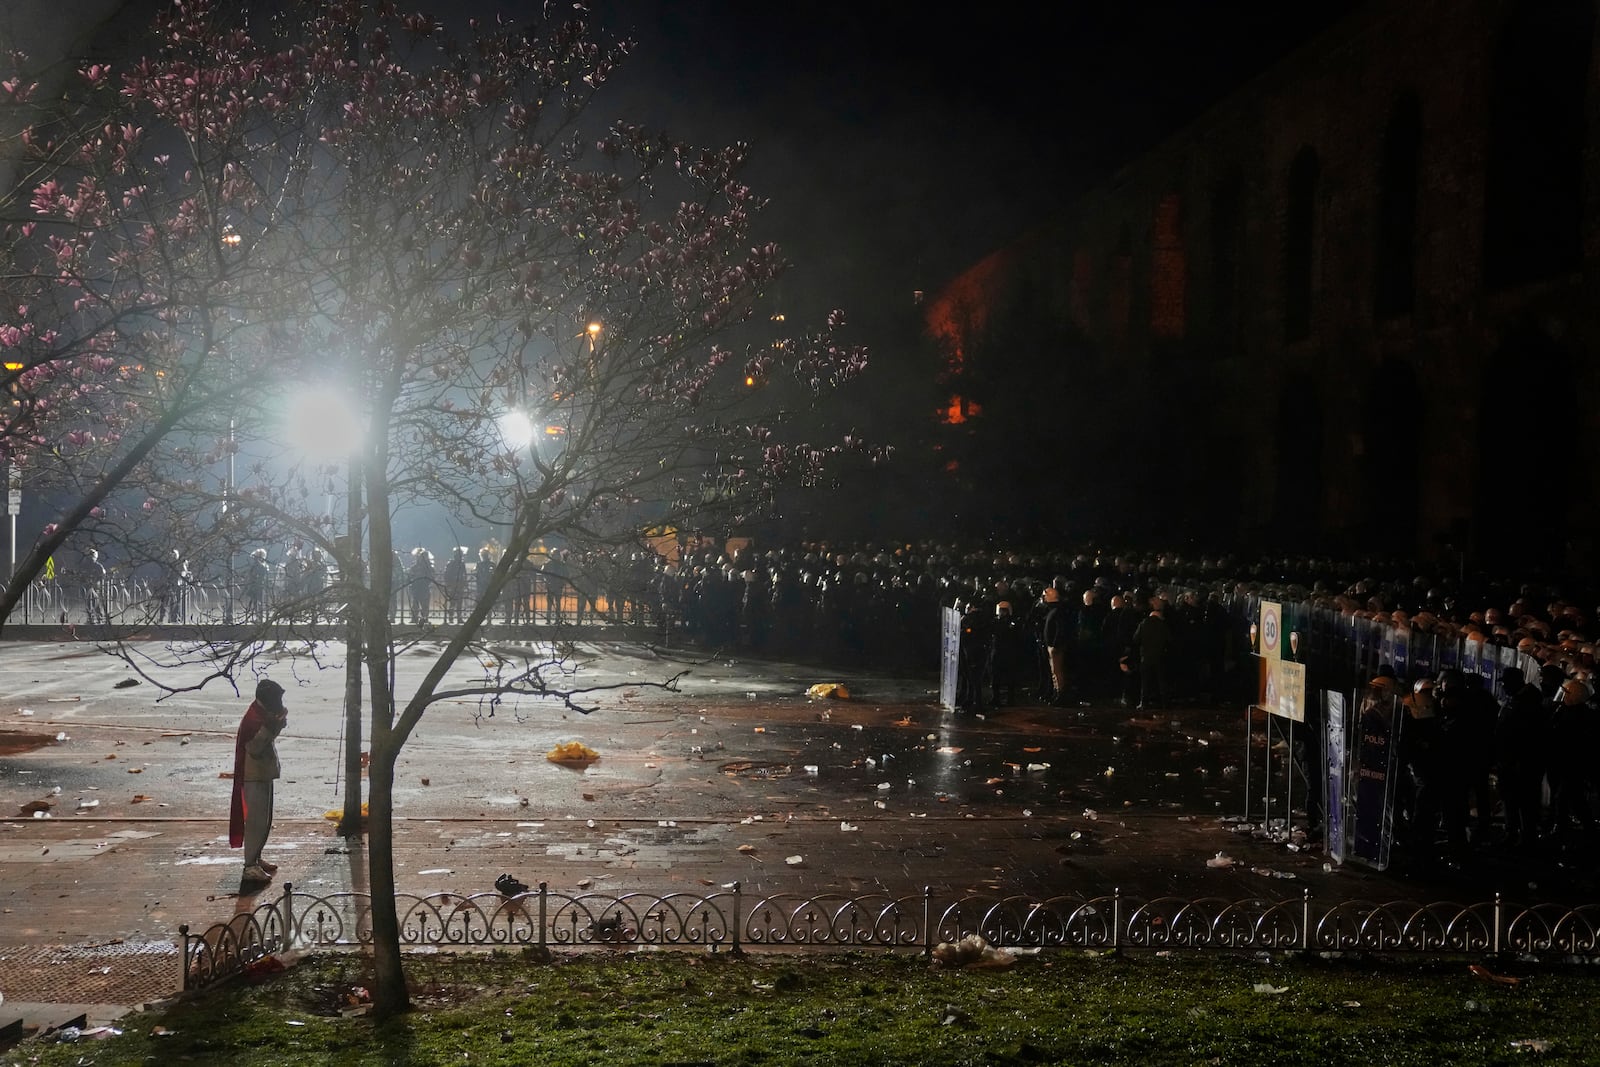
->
[365,732,409,1016]
[338,460,364,838]
[360,441,408,1017]
[338,620,364,837]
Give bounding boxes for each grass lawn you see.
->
[9,949,1598,1066]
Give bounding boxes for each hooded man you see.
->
[230,679,288,888]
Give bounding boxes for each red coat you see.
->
[228,700,270,848]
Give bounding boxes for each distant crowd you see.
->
[33,536,1600,865]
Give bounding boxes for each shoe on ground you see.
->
[258,860,279,875]
[241,864,273,885]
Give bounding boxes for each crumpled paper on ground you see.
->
[805,683,851,700]
[322,802,370,821]
[547,741,600,764]
[931,933,1017,970]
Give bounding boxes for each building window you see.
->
[1151,194,1186,339]
[1284,147,1319,343]
[1483,0,1593,290]
[1374,92,1421,318]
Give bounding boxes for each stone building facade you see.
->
[927,0,1600,575]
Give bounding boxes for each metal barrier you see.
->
[179,883,1600,992]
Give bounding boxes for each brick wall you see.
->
[929,0,1600,573]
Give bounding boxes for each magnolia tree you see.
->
[0,10,327,620]
[5,1,875,1014]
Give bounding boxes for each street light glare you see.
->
[285,390,362,459]
[497,410,536,450]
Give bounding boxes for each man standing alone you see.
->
[230,679,288,890]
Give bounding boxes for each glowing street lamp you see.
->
[496,410,537,452]
[286,389,363,461]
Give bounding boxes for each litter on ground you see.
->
[547,741,600,764]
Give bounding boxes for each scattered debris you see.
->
[114,679,140,689]
[1206,853,1234,869]
[932,934,1016,970]
[321,803,369,821]
[1510,1039,1556,1054]
[547,741,599,764]
[805,683,850,700]
[1470,964,1521,986]
[1253,984,1289,995]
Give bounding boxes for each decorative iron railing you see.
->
[178,884,1600,992]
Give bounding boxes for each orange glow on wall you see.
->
[939,396,982,424]
[923,247,1019,376]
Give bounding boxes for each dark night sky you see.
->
[584,1,1358,340]
[18,0,1357,342]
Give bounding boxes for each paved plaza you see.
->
[0,634,1591,1032]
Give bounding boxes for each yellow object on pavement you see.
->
[547,741,600,763]
[322,802,370,821]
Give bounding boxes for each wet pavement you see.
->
[1,635,1596,1027]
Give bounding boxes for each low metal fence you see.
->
[179,883,1600,992]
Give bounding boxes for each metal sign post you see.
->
[8,464,20,624]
